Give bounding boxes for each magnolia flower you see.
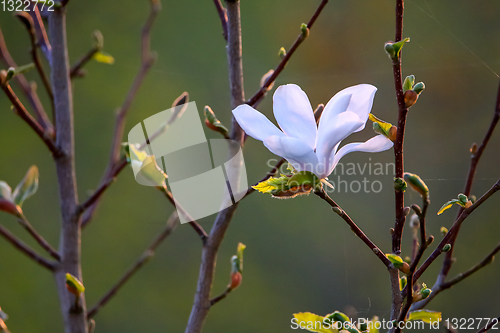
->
[232,84,393,179]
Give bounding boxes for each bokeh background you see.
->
[1,0,500,332]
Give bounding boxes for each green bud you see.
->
[420,286,432,299]
[442,244,452,252]
[288,171,319,188]
[440,226,448,236]
[392,37,410,59]
[328,311,350,323]
[403,75,415,93]
[332,207,343,216]
[458,193,468,204]
[469,195,477,204]
[413,82,425,94]
[394,177,407,192]
[404,173,429,199]
[92,30,104,50]
[404,256,411,264]
[5,67,15,81]
[400,276,407,290]
[279,47,287,58]
[384,42,396,59]
[300,23,309,39]
[5,63,35,82]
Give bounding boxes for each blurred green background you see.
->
[1,0,500,332]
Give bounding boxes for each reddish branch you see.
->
[212,0,228,41]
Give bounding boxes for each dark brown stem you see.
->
[0,82,59,156]
[210,287,232,306]
[0,28,53,133]
[246,0,329,108]
[0,223,56,271]
[81,1,160,227]
[212,0,228,41]
[391,0,408,256]
[70,47,99,78]
[27,4,52,61]
[49,7,88,333]
[18,216,60,261]
[414,179,500,281]
[477,317,500,333]
[87,212,179,319]
[314,188,393,268]
[439,79,500,287]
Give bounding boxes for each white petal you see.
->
[320,84,377,133]
[263,135,318,174]
[232,104,284,141]
[316,111,364,174]
[273,84,317,149]
[327,134,394,175]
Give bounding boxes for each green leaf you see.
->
[403,75,415,93]
[392,37,410,58]
[437,195,472,215]
[13,166,39,207]
[93,51,115,64]
[403,172,429,199]
[204,106,228,137]
[128,144,168,186]
[252,175,289,194]
[293,312,338,333]
[386,254,404,267]
[407,310,441,324]
[369,114,392,136]
[399,276,407,291]
[65,273,85,295]
[236,242,246,273]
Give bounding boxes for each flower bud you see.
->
[410,214,420,229]
[66,273,85,296]
[442,244,452,252]
[388,126,398,141]
[394,178,407,192]
[300,23,309,39]
[404,206,411,216]
[426,235,434,246]
[470,142,478,155]
[404,90,418,108]
[260,69,275,91]
[384,42,396,60]
[404,173,429,200]
[230,271,242,290]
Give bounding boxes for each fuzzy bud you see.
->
[404,90,418,108]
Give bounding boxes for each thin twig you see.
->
[0,28,53,133]
[212,0,228,41]
[157,187,208,243]
[210,287,232,306]
[70,47,98,78]
[439,78,500,287]
[0,223,56,271]
[15,12,54,103]
[87,212,179,319]
[18,216,60,261]
[414,179,500,281]
[314,188,393,268]
[27,3,51,61]
[0,82,59,156]
[81,1,160,226]
[246,0,329,108]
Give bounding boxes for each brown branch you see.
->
[0,28,53,133]
[314,187,393,268]
[87,212,179,319]
[212,0,228,41]
[18,216,60,261]
[246,0,329,108]
[28,2,52,61]
[477,317,500,333]
[391,0,408,257]
[414,179,500,281]
[210,287,232,306]
[0,82,59,156]
[438,78,500,287]
[81,1,160,227]
[0,223,56,271]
